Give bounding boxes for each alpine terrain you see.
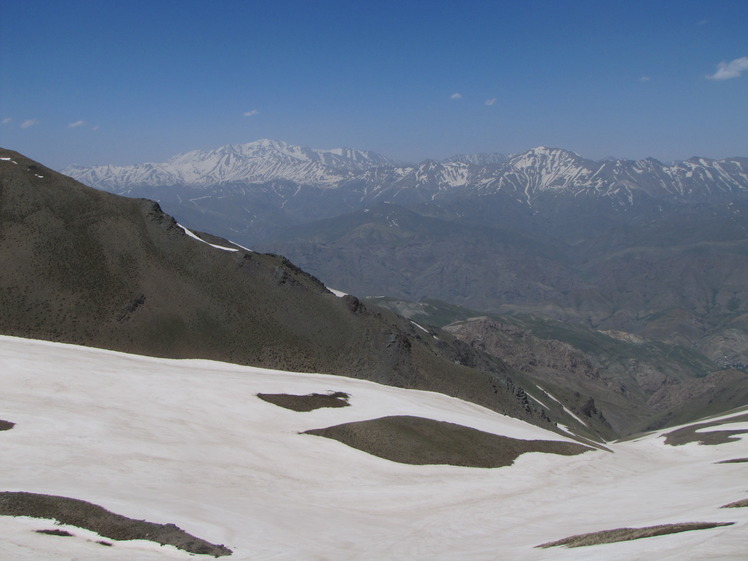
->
[1,146,747,559]
[1,148,583,436]
[63,140,748,435]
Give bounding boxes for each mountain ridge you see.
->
[3,147,603,438]
[43,142,748,434]
[55,140,748,377]
[63,140,748,208]
[63,139,404,190]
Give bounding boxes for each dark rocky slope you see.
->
[366,298,747,436]
[0,148,571,434]
[443,315,748,435]
[257,200,748,370]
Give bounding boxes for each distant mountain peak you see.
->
[63,139,402,190]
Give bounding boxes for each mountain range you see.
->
[63,139,402,190]
[59,140,748,435]
[2,147,612,439]
[2,145,748,559]
[62,140,748,249]
[64,140,748,205]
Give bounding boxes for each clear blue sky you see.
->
[1,0,746,169]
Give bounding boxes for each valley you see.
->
[61,140,748,436]
[4,3,746,559]
[1,143,747,559]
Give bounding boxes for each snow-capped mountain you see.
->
[4,146,748,561]
[63,141,748,207]
[472,147,748,205]
[62,139,402,190]
[356,159,475,203]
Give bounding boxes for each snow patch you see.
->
[328,287,347,297]
[527,393,550,409]
[410,321,430,334]
[177,223,239,252]
[537,386,590,428]
[228,240,254,253]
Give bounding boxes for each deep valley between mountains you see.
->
[1,143,748,560]
[60,140,748,436]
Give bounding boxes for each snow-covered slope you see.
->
[62,139,401,190]
[471,147,748,205]
[1,335,746,560]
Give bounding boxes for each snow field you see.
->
[0,335,746,560]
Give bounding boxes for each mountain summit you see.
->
[63,139,402,190]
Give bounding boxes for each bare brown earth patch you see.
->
[0,492,231,556]
[303,415,591,468]
[35,528,73,536]
[536,522,735,549]
[257,391,350,412]
[721,499,748,509]
[663,413,748,446]
[717,457,748,464]
[0,420,14,431]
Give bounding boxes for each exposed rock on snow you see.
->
[0,492,232,556]
[663,413,748,446]
[721,499,748,509]
[304,415,592,468]
[536,522,735,549]
[257,391,351,412]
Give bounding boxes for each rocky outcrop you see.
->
[442,315,739,436]
[0,492,232,556]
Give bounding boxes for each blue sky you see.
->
[1,0,746,169]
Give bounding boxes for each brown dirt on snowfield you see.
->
[536,521,735,548]
[257,391,350,412]
[0,492,232,556]
[663,413,748,446]
[721,499,748,509]
[0,420,14,431]
[304,415,591,468]
[35,528,73,536]
[716,457,748,464]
